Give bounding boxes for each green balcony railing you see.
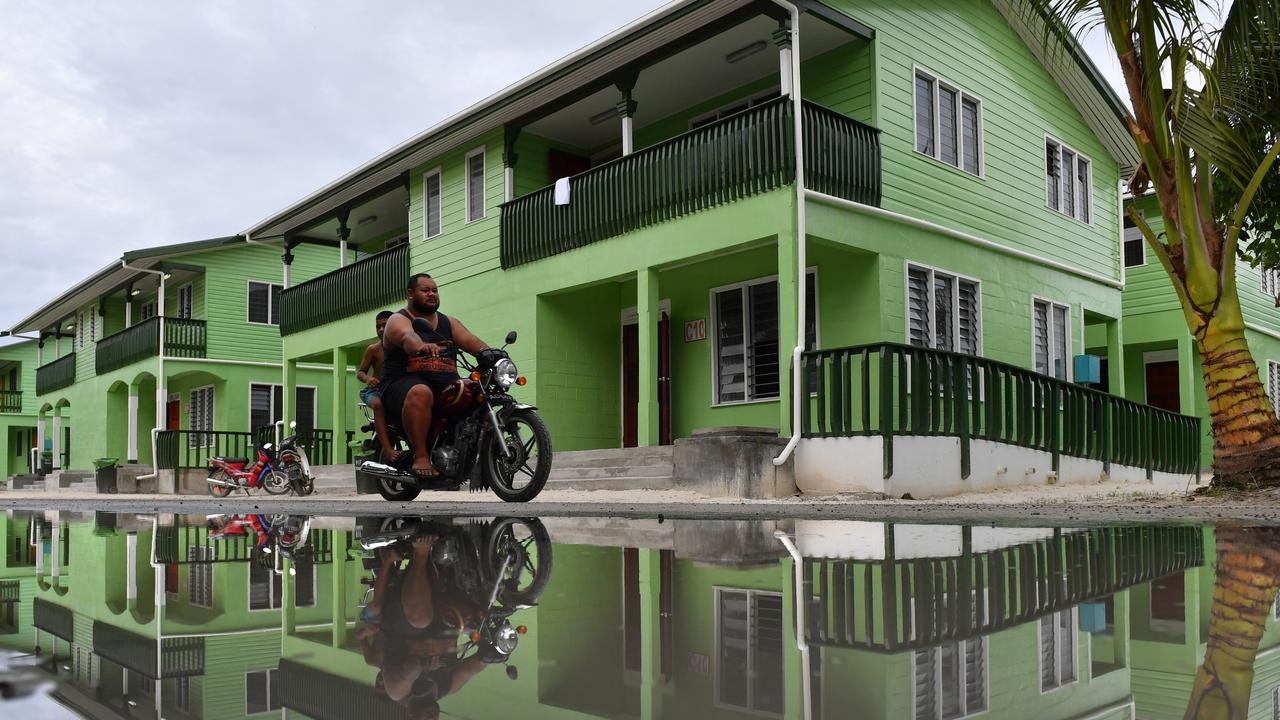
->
[95,316,206,375]
[93,621,205,679]
[500,97,881,268]
[804,524,1204,653]
[0,390,21,413]
[279,243,409,336]
[36,353,76,395]
[801,342,1203,479]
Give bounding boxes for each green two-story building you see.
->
[0,341,40,480]
[4,239,344,490]
[237,0,1198,496]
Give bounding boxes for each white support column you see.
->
[35,416,45,467]
[125,299,132,328]
[126,532,138,602]
[51,524,61,580]
[51,413,62,469]
[339,241,348,267]
[776,22,794,96]
[37,342,43,366]
[504,166,515,202]
[622,115,635,156]
[127,390,139,463]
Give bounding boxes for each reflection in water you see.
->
[0,511,1277,719]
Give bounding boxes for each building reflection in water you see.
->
[0,511,1277,719]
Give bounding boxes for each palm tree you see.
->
[1022,0,1280,488]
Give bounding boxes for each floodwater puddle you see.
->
[0,511,1272,719]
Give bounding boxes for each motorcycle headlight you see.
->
[495,358,518,389]
[494,623,520,655]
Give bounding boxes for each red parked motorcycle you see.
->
[206,444,288,497]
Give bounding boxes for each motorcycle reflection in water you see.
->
[355,517,552,717]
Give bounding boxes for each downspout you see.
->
[775,531,812,720]
[772,0,806,466]
[124,261,167,481]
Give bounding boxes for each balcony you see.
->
[93,621,205,679]
[279,243,409,336]
[0,390,21,413]
[36,353,76,395]
[95,316,206,375]
[801,342,1203,478]
[500,98,881,268]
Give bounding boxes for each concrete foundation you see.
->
[671,427,796,499]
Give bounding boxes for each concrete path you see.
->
[2,479,1278,524]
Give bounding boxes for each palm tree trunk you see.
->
[1184,527,1280,720]
[1196,310,1280,488]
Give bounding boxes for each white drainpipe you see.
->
[772,0,806,466]
[775,531,812,720]
[124,261,167,480]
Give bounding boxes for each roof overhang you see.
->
[7,235,242,335]
[244,0,872,240]
[992,0,1139,177]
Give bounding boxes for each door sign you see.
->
[684,318,706,343]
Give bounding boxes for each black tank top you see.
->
[381,309,459,384]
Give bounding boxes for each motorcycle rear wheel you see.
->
[376,476,421,502]
[207,470,235,498]
[262,469,292,495]
[482,409,552,503]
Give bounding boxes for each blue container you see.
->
[1079,602,1107,633]
[1074,354,1101,385]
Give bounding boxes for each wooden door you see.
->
[166,397,181,430]
[547,148,591,183]
[621,312,672,448]
[1145,361,1181,412]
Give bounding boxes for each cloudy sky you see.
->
[0,1,1127,336]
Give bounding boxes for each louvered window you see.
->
[1268,362,1280,419]
[247,281,282,325]
[1040,609,1078,691]
[914,638,987,719]
[466,148,486,222]
[250,384,316,434]
[140,301,157,322]
[714,272,818,404]
[187,546,214,609]
[245,669,282,715]
[1262,269,1280,298]
[914,69,982,176]
[424,169,442,239]
[907,265,981,355]
[1046,137,1092,222]
[1123,216,1146,268]
[250,557,314,610]
[717,589,784,714]
[1033,300,1072,380]
[188,386,214,449]
[176,284,194,319]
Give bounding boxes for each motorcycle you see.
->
[207,427,314,497]
[354,330,552,503]
[208,513,314,573]
[275,422,316,496]
[357,516,552,676]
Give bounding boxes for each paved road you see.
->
[3,490,1279,525]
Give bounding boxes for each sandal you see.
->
[379,448,407,465]
[409,465,441,479]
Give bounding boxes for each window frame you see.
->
[244,668,282,716]
[247,383,318,433]
[1031,297,1074,382]
[1267,360,1280,419]
[187,546,214,609]
[1045,135,1094,224]
[245,280,283,326]
[1262,268,1280,298]
[912,66,985,179]
[911,637,989,720]
[1038,608,1079,693]
[422,166,443,240]
[248,558,317,612]
[709,269,819,407]
[713,586,785,716]
[465,146,487,224]
[176,283,194,320]
[188,385,215,449]
[140,300,157,322]
[1123,220,1146,268]
[904,262,984,356]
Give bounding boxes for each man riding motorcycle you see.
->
[380,273,491,480]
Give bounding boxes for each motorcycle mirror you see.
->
[289,420,297,430]
[506,666,519,681]
[504,330,517,345]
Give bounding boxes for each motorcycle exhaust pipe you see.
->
[358,460,402,475]
[205,477,238,488]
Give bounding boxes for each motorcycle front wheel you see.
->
[485,518,554,609]
[481,409,552,503]
[262,469,292,495]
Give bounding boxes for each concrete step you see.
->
[546,475,674,491]
[547,464,674,481]
[552,446,674,468]
[6,475,44,491]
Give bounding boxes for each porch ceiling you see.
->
[525,13,856,150]
[295,185,409,248]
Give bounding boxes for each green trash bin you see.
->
[93,458,119,494]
